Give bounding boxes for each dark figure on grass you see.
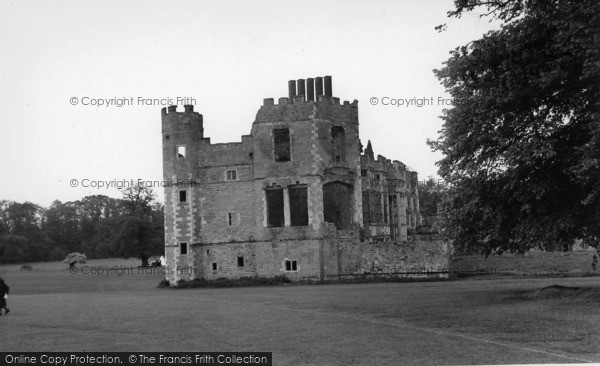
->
[0,277,9,315]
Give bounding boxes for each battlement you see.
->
[261,96,357,108]
[161,104,198,115]
[255,76,358,125]
[254,98,358,125]
[197,135,253,167]
[161,104,203,134]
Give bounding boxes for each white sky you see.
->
[0,0,498,207]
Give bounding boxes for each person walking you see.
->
[0,277,9,315]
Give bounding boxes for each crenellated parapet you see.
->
[161,105,204,134]
[197,135,254,167]
[254,76,358,125]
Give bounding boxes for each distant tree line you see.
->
[0,186,164,266]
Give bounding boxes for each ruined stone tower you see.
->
[161,77,441,285]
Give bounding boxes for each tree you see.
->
[0,200,10,235]
[430,0,600,255]
[418,177,445,217]
[78,195,126,254]
[44,200,82,253]
[4,201,43,237]
[0,201,53,261]
[113,185,163,266]
[0,235,29,263]
[112,216,163,267]
[121,184,156,218]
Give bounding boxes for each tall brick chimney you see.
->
[324,75,332,97]
[296,79,306,101]
[315,77,323,98]
[288,80,297,100]
[306,78,315,102]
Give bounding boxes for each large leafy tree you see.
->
[112,216,163,267]
[431,0,600,254]
[112,186,163,266]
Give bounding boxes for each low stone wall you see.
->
[338,236,451,277]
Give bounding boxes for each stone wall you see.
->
[166,234,450,283]
[187,239,325,280]
[338,235,451,277]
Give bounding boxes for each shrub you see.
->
[175,279,188,288]
[167,275,292,289]
[157,279,170,288]
[63,252,87,268]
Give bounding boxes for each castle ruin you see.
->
[162,76,449,284]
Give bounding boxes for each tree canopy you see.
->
[0,189,164,265]
[430,0,600,254]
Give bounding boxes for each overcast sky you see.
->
[0,0,499,207]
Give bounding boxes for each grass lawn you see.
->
[1,258,599,365]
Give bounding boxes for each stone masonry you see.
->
[161,76,448,284]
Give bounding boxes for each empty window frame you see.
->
[331,126,345,163]
[284,259,298,272]
[273,129,291,162]
[266,187,284,228]
[177,145,186,158]
[289,185,308,226]
[226,170,237,181]
[323,182,354,230]
[361,169,368,177]
[212,262,218,271]
[179,190,187,202]
[389,194,398,241]
[374,193,382,223]
[237,256,244,267]
[180,242,187,255]
[383,194,389,224]
[228,212,239,227]
[362,191,370,224]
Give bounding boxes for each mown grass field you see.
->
[0,255,599,365]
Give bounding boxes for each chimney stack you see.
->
[296,79,306,101]
[306,78,315,102]
[324,76,332,97]
[315,77,323,99]
[288,80,297,100]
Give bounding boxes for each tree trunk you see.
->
[140,255,149,267]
